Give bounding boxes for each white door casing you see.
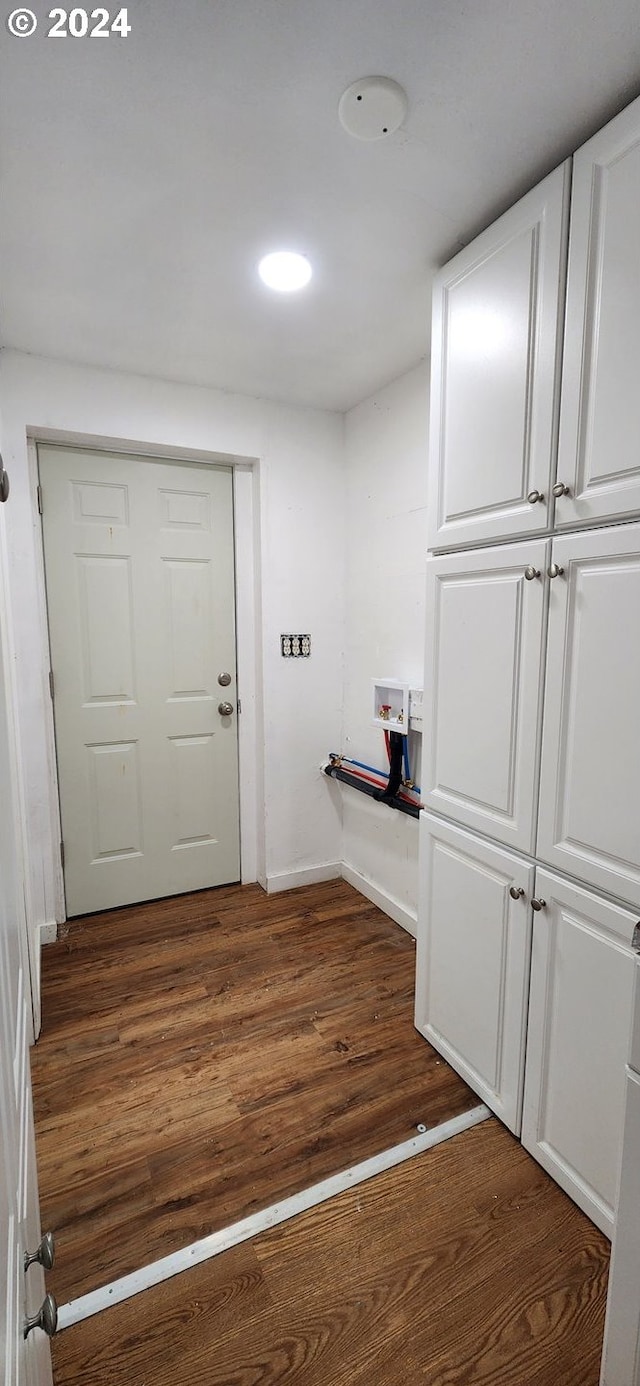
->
[0,500,53,1386]
[537,523,640,908]
[522,869,636,1237]
[427,163,569,551]
[423,540,549,854]
[415,813,534,1135]
[555,95,640,528]
[39,446,240,917]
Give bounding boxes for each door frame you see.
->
[27,431,264,924]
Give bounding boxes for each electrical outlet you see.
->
[281,634,311,658]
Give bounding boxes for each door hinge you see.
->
[37,484,43,515]
[60,841,65,871]
[48,670,54,700]
[237,698,242,714]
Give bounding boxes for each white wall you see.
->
[0,350,345,933]
[341,362,430,934]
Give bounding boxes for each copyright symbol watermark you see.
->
[7,7,37,35]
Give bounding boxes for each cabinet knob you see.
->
[24,1232,55,1273]
[531,897,546,912]
[547,564,564,579]
[527,489,545,505]
[524,565,540,581]
[0,467,9,504]
[509,886,525,900]
[552,481,571,498]
[24,1293,57,1340]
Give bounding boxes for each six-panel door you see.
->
[537,523,640,908]
[554,95,640,529]
[423,540,549,853]
[522,869,637,1236]
[427,163,569,551]
[39,446,241,917]
[415,814,535,1134]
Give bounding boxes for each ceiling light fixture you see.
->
[338,76,408,141]
[258,251,312,292]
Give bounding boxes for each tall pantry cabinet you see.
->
[415,94,640,1238]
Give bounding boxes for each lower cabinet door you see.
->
[522,868,637,1237]
[415,813,534,1134]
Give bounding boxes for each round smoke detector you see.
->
[338,76,407,141]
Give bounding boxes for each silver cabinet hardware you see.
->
[632,922,640,953]
[218,701,234,717]
[217,672,231,687]
[531,897,546,912]
[0,468,9,504]
[527,489,545,504]
[552,481,571,498]
[24,1293,57,1340]
[547,563,564,579]
[24,1232,55,1273]
[509,886,525,900]
[524,565,540,581]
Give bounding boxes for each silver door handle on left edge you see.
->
[218,702,234,717]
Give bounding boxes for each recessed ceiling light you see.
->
[258,251,312,293]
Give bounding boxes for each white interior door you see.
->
[427,163,569,551]
[39,446,240,917]
[537,523,640,908]
[0,498,53,1386]
[415,813,534,1134]
[422,540,549,853]
[522,869,636,1237]
[555,95,640,527]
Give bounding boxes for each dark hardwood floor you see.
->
[51,1118,610,1386]
[32,879,478,1303]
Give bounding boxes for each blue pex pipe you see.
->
[337,753,421,798]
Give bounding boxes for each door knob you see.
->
[547,563,564,579]
[218,701,234,717]
[524,565,540,581]
[509,886,525,900]
[24,1293,58,1340]
[218,672,232,687]
[531,897,546,912]
[552,481,571,498]
[0,467,9,504]
[527,489,545,504]
[24,1232,55,1273]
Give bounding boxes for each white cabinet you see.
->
[427,164,569,551]
[537,523,640,907]
[600,958,640,1386]
[522,870,636,1236]
[422,541,548,853]
[415,814,534,1134]
[555,97,640,529]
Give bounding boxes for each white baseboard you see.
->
[266,862,342,894]
[341,863,417,938]
[38,920,58,946]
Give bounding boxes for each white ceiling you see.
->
[1,0,640,412]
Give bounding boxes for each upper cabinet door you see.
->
[555,97,640,527]
[423,540,549,854]
[427,164,569,552]
[537,523,640,907]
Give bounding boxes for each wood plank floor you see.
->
[51,1118,610,1386]
[32,879,478,1303]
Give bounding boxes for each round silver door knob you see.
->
[547,563,564,579]
[509,886,525,900]
[552,481,571,498]
[531,897,546,912]
[524,565,540,581]
[24,1293,58,1340]
[527,489,545,504]
[218,672,232,687]
[24,1232,55,1273]
[218,701,234,717]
